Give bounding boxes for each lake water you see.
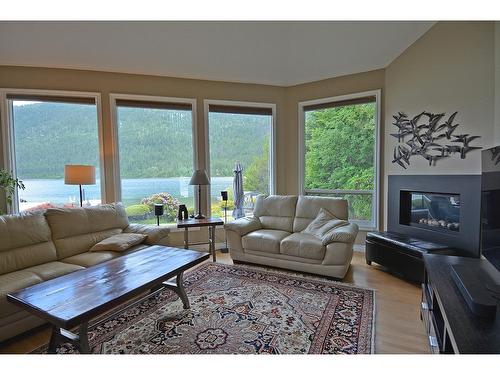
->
[18,177,234,208]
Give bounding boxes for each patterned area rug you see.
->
[35,263,375,354]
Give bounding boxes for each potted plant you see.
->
[0,169,25,214]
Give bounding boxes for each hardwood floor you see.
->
[345,251,429,353]
[0,249,429,354]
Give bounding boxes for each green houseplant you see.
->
[0,169,25,214]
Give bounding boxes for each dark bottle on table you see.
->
[178,204,187,221]
[182,205,189,220]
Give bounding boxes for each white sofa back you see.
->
[0,212,57,275]
[253,194,348,233]
[293,195,348,232]
[44,203,129,259]
[253,195,297,232]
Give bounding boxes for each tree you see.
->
[304,103,375,220]
[244,136,270,194]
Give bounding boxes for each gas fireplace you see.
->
[388,175,481,258]
[401,192,461,233]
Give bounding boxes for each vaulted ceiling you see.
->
[0,21,435,86]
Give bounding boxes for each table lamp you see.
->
[189,169,210,219]
[64,165,96,207]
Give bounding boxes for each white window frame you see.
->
[109,93,198,209]
[0,88,105,214]
[298,89,381,231]
[203,99,277,215]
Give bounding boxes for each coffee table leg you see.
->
[48,325,61,354]
[176,272,190,309]
[47,323,91,354]
[77,322,91,354]
[164,272,190,309]
[184,227,189,249]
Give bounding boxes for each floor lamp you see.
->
[64,165,96,207]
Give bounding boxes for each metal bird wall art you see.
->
[391,111,482,168]
[491,146,500,166]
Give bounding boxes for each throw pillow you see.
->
[90,233,147,252]
[302,207,348,238]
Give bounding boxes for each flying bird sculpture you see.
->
[391,111,482,168]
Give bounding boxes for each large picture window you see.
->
[300,91,380,229]
[112,96,196,225]
[2,92,103,212]
[206,101,275,220]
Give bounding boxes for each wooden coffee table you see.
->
[6,245,209,354]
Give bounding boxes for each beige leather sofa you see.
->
[0,203,170,342]
[225,195,359,279]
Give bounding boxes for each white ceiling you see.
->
[0,21,435,86]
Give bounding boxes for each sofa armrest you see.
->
[224,216,262,236]
[320,222,359,246]
[123,224,170,246]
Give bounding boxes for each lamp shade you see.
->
[64,165,96,185]
[188,169,210,186]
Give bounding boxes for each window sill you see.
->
[350,219,376,232]
[149,223,201,233]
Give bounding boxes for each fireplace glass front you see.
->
[401,192,461,232]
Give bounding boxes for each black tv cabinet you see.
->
[422,253,500,353]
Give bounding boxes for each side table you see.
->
[177,217,224,262]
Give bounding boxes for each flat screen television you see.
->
[481,146,500,272]
[450,146,500,318]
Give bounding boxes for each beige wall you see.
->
[0,67,287,243]
[384,21,496,228]
[0,66,384,242]
[0,66,286,207]
[0,21,497,241]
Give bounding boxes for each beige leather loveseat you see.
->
[0,203,170,342]
[225,195,358,279]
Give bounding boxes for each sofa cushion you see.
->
[52,229,124,260]
[90,233,146,252]
[293,195,348,232]
[61,251,121,268]
[242,229,291,254]
[45,203,129,259]
[253,195,297,232]
[0,212,57,275]
[24,261,84,281]
[301,208,348,237]
[0,270,43,319]
[280,233,326,260]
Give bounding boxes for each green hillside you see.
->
[13,103,270,179]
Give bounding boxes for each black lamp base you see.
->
[194,213,205,219]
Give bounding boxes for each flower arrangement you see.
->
[141,192,180,221]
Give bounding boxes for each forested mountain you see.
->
[13,103,100,179]
[13,103,270,179]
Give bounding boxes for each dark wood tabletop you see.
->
[177,217,224,228]
[7,246,209,330]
